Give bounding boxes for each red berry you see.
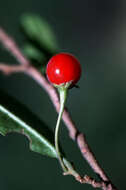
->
[46,53,81,87]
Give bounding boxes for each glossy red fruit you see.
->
[46,53,81,87]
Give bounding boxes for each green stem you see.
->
[55,87,68,172]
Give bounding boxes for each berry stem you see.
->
[55,87,68,172]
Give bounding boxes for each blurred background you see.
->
[0,0,126,189]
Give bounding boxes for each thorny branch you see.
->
[0,28,117,190]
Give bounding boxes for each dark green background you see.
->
[0,0,126,189]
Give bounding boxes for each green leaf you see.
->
[23,43,46,63]
[22,43,47,72]
[21,13,59,53]
[0,104,57,158]
[0,90,57,158]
